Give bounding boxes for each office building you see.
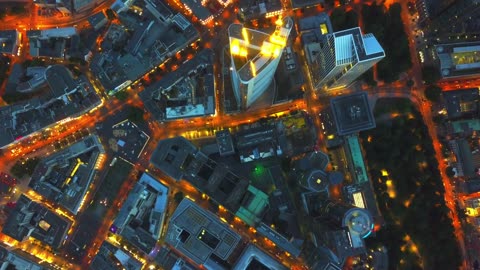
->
[112,173,169,254]
[330,92,376,136]
[315,199,374,260]
[228,17,293,109]
[0,30,20,56]
[2,195,72,249]
[233,244,287,270]
[90,241,143,270]
[436,42,480,80]
[310,27,384,92]
[165,198,241,269]
[0,244,45,270]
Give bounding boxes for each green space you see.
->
[362,3,411,82]
[10,157,40,179]
[127,106,146,124]
[361,98,461,270]
[0,55,10,90]
[330,7,359,31]
[86,158,132,217]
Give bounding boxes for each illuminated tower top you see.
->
[228,17,293,109]
[229,17,292,82]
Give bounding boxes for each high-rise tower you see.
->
[311,27,384,92]
[228,17,293,109]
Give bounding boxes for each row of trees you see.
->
[362,98,461,270]
[362,3,411,82]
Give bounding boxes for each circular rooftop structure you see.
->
[328,171,344,185]
[305,170,329,192]
[343,208,373,238]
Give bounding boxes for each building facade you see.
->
[229,17,293,109]
[311,27,384,93]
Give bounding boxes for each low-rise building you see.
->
[0,65,101,149]
[88,12,108,31]
[89,241,143,270]
[0,244,46,270]
[112,173,169,254]
[2,195,72,249]
[165,198,241,269]
[233,244,287,270]
[29,136,104,215]
[0,30,20,56]
[140,50,215,121]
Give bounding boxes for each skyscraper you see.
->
[310,27,384,92]
[228,17,293,109]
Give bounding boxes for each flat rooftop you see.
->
[233,244,287,270]
[330,91,375,135]
[165,198,241,266]
[140,49,215,121]
[151,136,250,212]
[29,136,104,215]
[2,195,72,249]
[90,241,143,270]
[112,173,169,254]
[436,42,480,79]
[333,27,385,64]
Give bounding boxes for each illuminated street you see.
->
[0,0,476,269]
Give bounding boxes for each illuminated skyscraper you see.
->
[228,17,293,109]
[311,27,384,92]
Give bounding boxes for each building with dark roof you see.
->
[330,92,376,136]
[27,27,78,58]
[2,195,72,249]
[450,138,478,178]
[89,241,143,270]
[233,244,287,270]
[443,88,479,119]
[154,246,196,270]
[90,8,199,95]
[88,12,108,31]
[216,130,235,156]
[291,0,324,9]
[151,136,251,212]
[180,0,213,24]
[256,222,302,257]
[0,244,46,270]
[165,198,241,268]
[314,199,374,261]
[112,173,169,254]
[140,50,215,121]
[29,136,104,215]
[0,67,101,149]
[299,13,332,45]
[238,0,282,20]
[0,30,20,56]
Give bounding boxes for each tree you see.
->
[174,192,184,204]
[128,106,145,124]
[10,158,40,179]
[105,9,116,20]
[445,166,455,178]
[114,91,128,101]
[422,65,441,84]
[425,85,442,102]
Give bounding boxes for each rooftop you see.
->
[233,244,287,270]
[0,244,44,270]
[216,130,235,156]
[29,136,104,215]
[112,173,169,254]
[0,30,19,55]
[442,87,479,119]
[2,195,72,249]
[151,136,250,212]
[90,241,143,270]
[332,27,385,64]
[298,13,332,44]
[165,198,241,266]
[436,42,480,79]
[228,17,293,82]
[239,0,282,20]
[330,91,376,135]
[181,0,212,22]
[140,50,215,121]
